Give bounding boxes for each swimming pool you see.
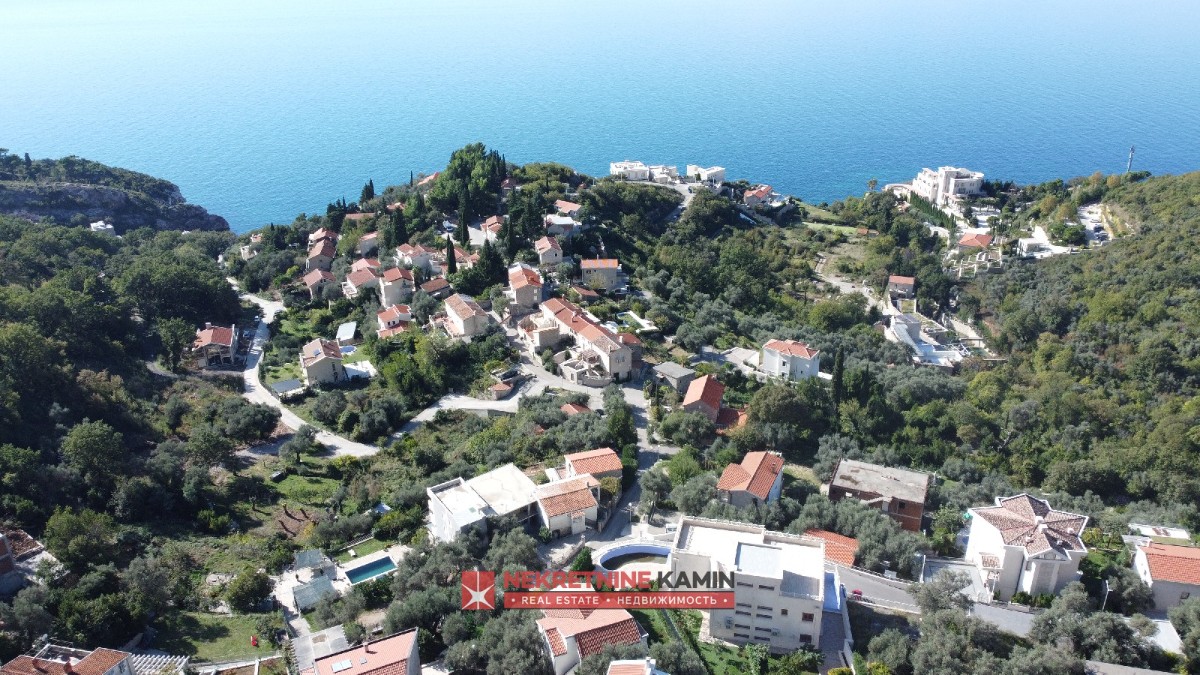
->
[340,346,356,355]
[344,556,396,584]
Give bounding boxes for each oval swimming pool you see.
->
[596,543,671,572]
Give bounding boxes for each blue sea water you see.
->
[3,0,1199,233]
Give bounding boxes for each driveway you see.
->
[229,279,380,458]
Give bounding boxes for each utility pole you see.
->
[1126,146,1135,174]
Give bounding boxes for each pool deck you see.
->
[332,544,409,593]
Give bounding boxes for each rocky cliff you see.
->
[0,153,229,232]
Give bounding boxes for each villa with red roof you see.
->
[761,339,820,381]
[521,297,633,384]
[311,629,419,675]
[303,269,336,299]
[378,266,415,306]
[192,323,237,368]
[507,263,544,311]
[537,475,601,539]
[957,232,994,252]
[356,230,379,256]
[537,592,645,675]
[306,238,337,272]
[441,293,489,340]
[535,236,563,266]
[717,451,784,508]
[351,257,381,274]
[342,268,380,299]
[308,227,337,245]
[1,648,134,675]
[482,215,505,238]
[560,402,591,416]
[300,338,346,385]
[964,493,1088,601]
[376,305,412,339]
[395,243,434,271]
[554,199,582,217]
[682,374,724,423]
[564,448,623,482]
[1133,541,1200,610]
[420,276,453,299]
[580,258,622,291]
[887,274,916,298]
[743,184,774,207]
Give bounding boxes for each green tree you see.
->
[156,317,195,369]
[42,507,118,573]
[1169,597,1200,672]
[186,425,235,467]
[226,568,273,613]
[61,420,124,490]
[908,569,973,614]
[569,548,594,573]
[445,236,457,275]
[361,179,375,203]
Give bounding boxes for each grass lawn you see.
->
[784,464,821,488]
[342,345,370,364]
[270,473,341,507]
[804,222,861,235]
[631,609,671,645]
[847,602,917,658]
[336,536,389,563]
[797,200,838,222]
[154,611,271,663]
[264,361,301,385]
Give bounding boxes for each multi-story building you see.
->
[306,238,337,272]
[537,475,600,539]
[537,591,645,675]
[535,236,563,266]
[1133,542,1200,610]
[965,494,1088,602]
[887,274,915,298]
[426,464,539,543]
[669,517,825,652]
[580,258,622,291]
[554,200,583,218]
[312,629,420,675]
[342,268,380,299]
[743,185,773,207]
[378,266,415,306]
[192,323,237,368]
[507,263,544,311]
[911,166,984,207]
[609,161,650,181]
[523,298,633,383]
[682,374,724,423]
[828,459,930,532]
[760,339,820,381]
[299,338,346,385]
[442,293,489,339]
[376,305,412,339]
[648,165,678,183]
[717,451,784,508]
[686,165,726,184]
[303,269,336,299]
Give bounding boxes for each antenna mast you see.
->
[1126,146,1135,174]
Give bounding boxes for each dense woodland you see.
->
[2,148,1200,673]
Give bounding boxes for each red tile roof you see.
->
[682,374,724,411]
[555,199,582,214]
[958,233,993,248]
[566,448,623,476]
[2,649,130,675]
[716,451,783,500]
[482,215,505,232]
[535,236,561,253]
[804,529,859,566]
[763,339,819,359]
[715,407,748,430]
[301,338,342,366]
[421,278,451,293]
[538,476,599,518]
[888,274,915,287]
[313,629,417,675]
[617,332,641,346]
[571,285,600,299]
[378,305,411,324]
[537,606,642,660]
[971,494,1087,556]
[1138,542,1200,585]
[360,231,379,240]
[194,324,234,348]
[381,267,414,283]
[308,238,337,260]
[544,627,567,656]
[581,258,619,269]
[303,269,335,287]
[509,266,543,290]
[346,268,378,287]
[352,257,381,272]
[561,403,591,416]
[606,662,654,675]
[576,618,642,658]
[445,293,486,320]
[343,212,376,222]
[309,227,337,243]
[746,185,772,199]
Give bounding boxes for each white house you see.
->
[376,305,412,339]
[342,268,380,299]
[395,243,434,271]
[537,475,600,538]
[378,266,415,306]
[760,339,820,381]
[743,185,773,207]
[911,166,984,207]
[89,220,116,236]
[686,165,726,184]
[536,589,645,675]
[535,236,563,266]
[545,214,580,238]
[965,494,1088,602]
[300,338,346,385]
[1133,542,1200,610]
[426,464,538,543]
[670,517,825,652]
[609,161,650,181]
[648,165,678,183]
[357,231,379,256]
[554,200,583,218]
[442,293,489,339]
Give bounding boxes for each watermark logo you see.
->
[461,570,495,610]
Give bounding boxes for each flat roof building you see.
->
[828,459,931,532]
[427,463,539,542]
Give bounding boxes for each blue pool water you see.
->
[340,346,356,355]
[4,1,1199,232]
[344,557,396,584]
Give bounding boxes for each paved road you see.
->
[230,279,380,458]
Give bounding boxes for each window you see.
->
[758,584,775,591]
[802,612,814,622]
[799,634,812,644]
[780,608,788,616]
[733,633,749,639]
[757,605,773,611]
[755,626,772,633]
[737,582,754,588]
[736,602,751,609]
[736,610,751,616]
[896,501,905,511]
[734,623,750,630]
[756,614,772,619]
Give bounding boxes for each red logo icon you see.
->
[461,571,496,610]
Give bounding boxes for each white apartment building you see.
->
[426,464,539,542]
[669,517,825,652]
[760,339,820,381]
[648,165,678,183]
[911,166,984,207]
[610,161,650,181]
[965,494,1088,601]
[686,165,726,184]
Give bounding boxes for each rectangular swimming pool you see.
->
[344,556,396,584]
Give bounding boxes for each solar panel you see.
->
[330,660,353,673]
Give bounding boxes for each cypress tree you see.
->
[445,236,457,276]
[409,171,414,187]
[831,346,845,412]
[361,179,375,204]
[457,217,469,246]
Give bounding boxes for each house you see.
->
[537,594,645,675]
[965,494,1088,602]
[580,258,622,291]
[0,527,53,595]
[293,549,335,578]
[524,298,633,384]
[507,263,544,311]
[828,459,930,532]
[427,464,539,542]
[501,177,519,194]
[376,305,412,339]
[911,166,984,207]
[335,321,358,347]
[420,277,453,299]
[1,646,134,675]
[887,274,916,298]
[396,243,434,271]
[545,214,579,238]
[957,232,994,252]
[716,451,785,508]
[609,161,650,181]
[561,402,591,416]
[669,517,824,652]
[760,339,820,381]
[606,659,668,675]
[351,257,381,274]
[535,236,563,266]
[555,199,582,217]
[302,269,336,299]
[378,266,415,306]
[307,238,337,272]
[653,362,696,394]
[300,338,346,385]
[803,529,859,567]
[312,629,420,675]
[482,215,505,238]
[239,244,257,261]
[442,293,489,339]
[617,332,642,361]
[648,165,678,183]
[569,285,600,304]
[342,212,376,224]
[342,268,380,299]
[682,374,724,423]
[357,231,379,256]
[564,448,623,482]
[90,220,116,236]
[192,323,237,367]
[686,165,726,183]
[538,475,601,538]
[308,227,338,245]
[1133,542,1200,610]
[743,185,773,207]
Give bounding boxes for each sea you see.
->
[3,0,1199,233]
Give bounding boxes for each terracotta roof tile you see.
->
[445,293,486,320]
[194,324,234,348]
[888,275,915,286]
[301,338,342,366]
[763,339,819,359]
[971,494,1087,556]
[535,236,561,253]
[555,199,582,214]
[509,265,543,289]
[682,374,724,411]
[352,258,381,272]
[566,448,623,476]
[313,630,417,675]
[581,258,619,269]
[803,529,859,566]
[544,627,567,656]
[303,269,335,287]
[308,238,337,260]
[576,618,642,658]
[561,403,591,416]
[1138,542,1200,585]
[716,452,782,500]
[421,278,451,293]
[958,233,993,248]
[346,268,379,287]
[538,476,599,518]
[381,267,413,283]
